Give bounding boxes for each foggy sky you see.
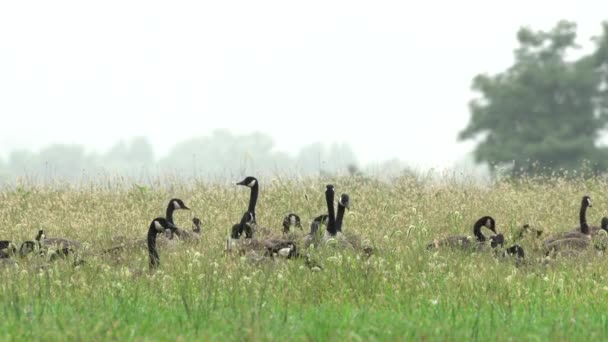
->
[0,0,606,170]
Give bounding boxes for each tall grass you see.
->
[2,174,608,340]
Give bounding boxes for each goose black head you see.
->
[325,184,335,194]
[505,244,525,258]
[0,241,17,257]
[481,216,496,234]
[582,195,592,208]
[283,213,302,232]
[314,214,329,224]
[338,194,350,209]
[19,241,38,257]
[192,217,202,233]
[490,233,505,248]
[602,217,608,232]
[236,176,258,188]
[169,198,190,211]
[152,217,176,234]
[230,224,242,239]
[36,230,45,241]
[310,214,328,234]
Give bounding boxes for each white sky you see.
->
[0,0,606,169]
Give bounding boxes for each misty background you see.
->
[1,1,608,184]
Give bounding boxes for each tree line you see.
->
[0,129,413,184]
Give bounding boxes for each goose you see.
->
[597,217,608,234]
[103,218,178,274]
[334,193,373,253]
[281,213,303,241]
[102,224,178,258]
[0,241,16,259]
[18,240,40,258]
[283,213,302,234]
[192,217,202,237]
[147,217,178,270]
[173,217,203,242]
[543,196,593,253]
[514,224,543,240]
[226,211,297,259]
[501,244,525,258]
[32,230,83,261]
[236,176,259,221]
[303,214,328,249]
[321,185,357,251]
[162,198,194,241]
[236,176,276,237]
[426,215,500,251]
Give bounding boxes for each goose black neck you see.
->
[147,224,160,270]
[580,202,590,235]
[166,206,175,225]
[473,218,486,242]
[326,190,336,236]
[248,184,259,218]
[335,203,346,233]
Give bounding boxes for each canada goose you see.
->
[33,230,83,261]
[303,214,328,248]
[172,216,203,242]
[514,224,543,240]
[226,211,297,259]
[147,217,178,270]
[502,244,525,258]
[543,196,593,251]
[18,240,40,258]
[236,176,276,237]
[161,198,194,241]
[426,215,499,251]
[0,241,16,259]
[192,217,202,236]
[236,176,259,220]
[580,216,608,236]
[283,213,302,234]
[333,193,359,251]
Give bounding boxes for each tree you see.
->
[459,20,608,176]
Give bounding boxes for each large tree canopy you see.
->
[459,20,608,176]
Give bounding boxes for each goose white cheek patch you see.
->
[173,201,181,209]
[154,221,164,231]
[248,179,257,187]
[486,219,492,228]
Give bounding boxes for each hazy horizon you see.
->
[1,1,607,171]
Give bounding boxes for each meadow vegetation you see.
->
[2,174,608,340]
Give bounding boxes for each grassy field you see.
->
[2,174,608,341]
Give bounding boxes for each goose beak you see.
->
[236,180,246,186]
